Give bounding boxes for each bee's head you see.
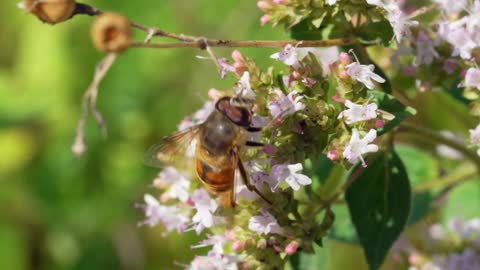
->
[215,96,252,127]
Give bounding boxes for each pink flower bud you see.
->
[327,150,340,161]
[285,241,299,255]
[273,0,287,4]
[339,52,351,65]
[403,66,417,76]
[339,70,349,79]
[291,71,301,80]
[408,254,421,265]
[331,92,345,103]
[260,14,270,26]
[375,120,385,129]
[233,241,245,252]
[231,50,245,63]
[152,178,169,189]
[263,144,278,155]
[257,1,271,11]
[225,230,236,240]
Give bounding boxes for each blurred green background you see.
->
[1,1,480,270]
[0,1,287,269]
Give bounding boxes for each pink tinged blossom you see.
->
[346,62,386,89]
[268,90,305,119]
[297,47,340,76]
[285,241,300,255]
[343,129,379,167]
[448,27,477,59]
[257,1,271,11]
[187,255,240,270]
[434,0,466,15]
[415,31,439,66]
[140,194,190,234]
[190,189,218,235]
[217,58,236,79]
[271,163,312,191]
[270,44,300,66]
[260,15,270,25]
[153,167,191,202]
[327,150,340,161]
[337,99,378,125]
[366,0,418,42]
[469,123,480,146]
[339,52,351,65]
[375,120,385,129]
[273,0,287,4]
[191,234,227,257]
[464,68,480,90]
[248,208,284,235]
[235,71,256,99]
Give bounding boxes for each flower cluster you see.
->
[389,217,480,270]
[140,46,390,268]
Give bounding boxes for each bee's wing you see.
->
[144,126,201,168]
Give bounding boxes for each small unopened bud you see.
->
[22,0,76,24]
[263,144,278,155]
[339,52,351,65]
[232,241,245,252]
[339,70,349,79]
[91,12,132,53]
[403,66,417,76]
[327,150,340,161]
[260,14,270,26]
[256,238,267,249]
[257,1,271,11]
[375,120,385,129]
[231,50,245,63]
[285,241,300,255]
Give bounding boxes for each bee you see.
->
[145,96,271,208]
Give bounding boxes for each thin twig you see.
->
[72,53,118,158]
[399,123,480,172]
[129,38,358,49]
[413,166,477,193]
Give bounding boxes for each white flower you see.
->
[434,0,466,15]
[415,31,439,66]
[268,90,305,119]
[271,163,312,191]
[326,0,337,5]
[366,0,418,42]
[343,129,379,167]
[191,234,228,258]
[271,45,339,73]
[140,194,190,234]
[153,167,191,202]
[346,62,385,89]
[193,101,215,123]
[187,255,239,270]
[270,44,299,66]
[465,68,480,90]
[248,208,284,235]
[235,71,256,99]
[337,99,378,125]
[470,123,480,145]
[191,189,218,235]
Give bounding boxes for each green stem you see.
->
[413,166,477,193]
[399,123,480,172]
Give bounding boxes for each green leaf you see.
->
[356,20,393,47]
[346,151,411,270]
[372,91,417,136]
[443,178,480,223]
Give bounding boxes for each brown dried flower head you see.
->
[24,0,76,24]
[91,12,132,53]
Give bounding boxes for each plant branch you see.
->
[129,38,358,49]
[413,166,477,193]
[398,123,480,172]
[72,53,118,158]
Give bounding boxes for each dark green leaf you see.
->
[346,151,411,270]
[356,20,393,47]
[372,62,392,94]
[372,91,417,136]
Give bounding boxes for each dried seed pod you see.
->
[23,0,76,24]
[91,12,132,53]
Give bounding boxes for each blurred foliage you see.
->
[1,0,480,269]
[0,1,288,269]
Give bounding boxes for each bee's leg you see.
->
[245,141,264,147]
[246,126,262,132]
[237,159,272,205]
